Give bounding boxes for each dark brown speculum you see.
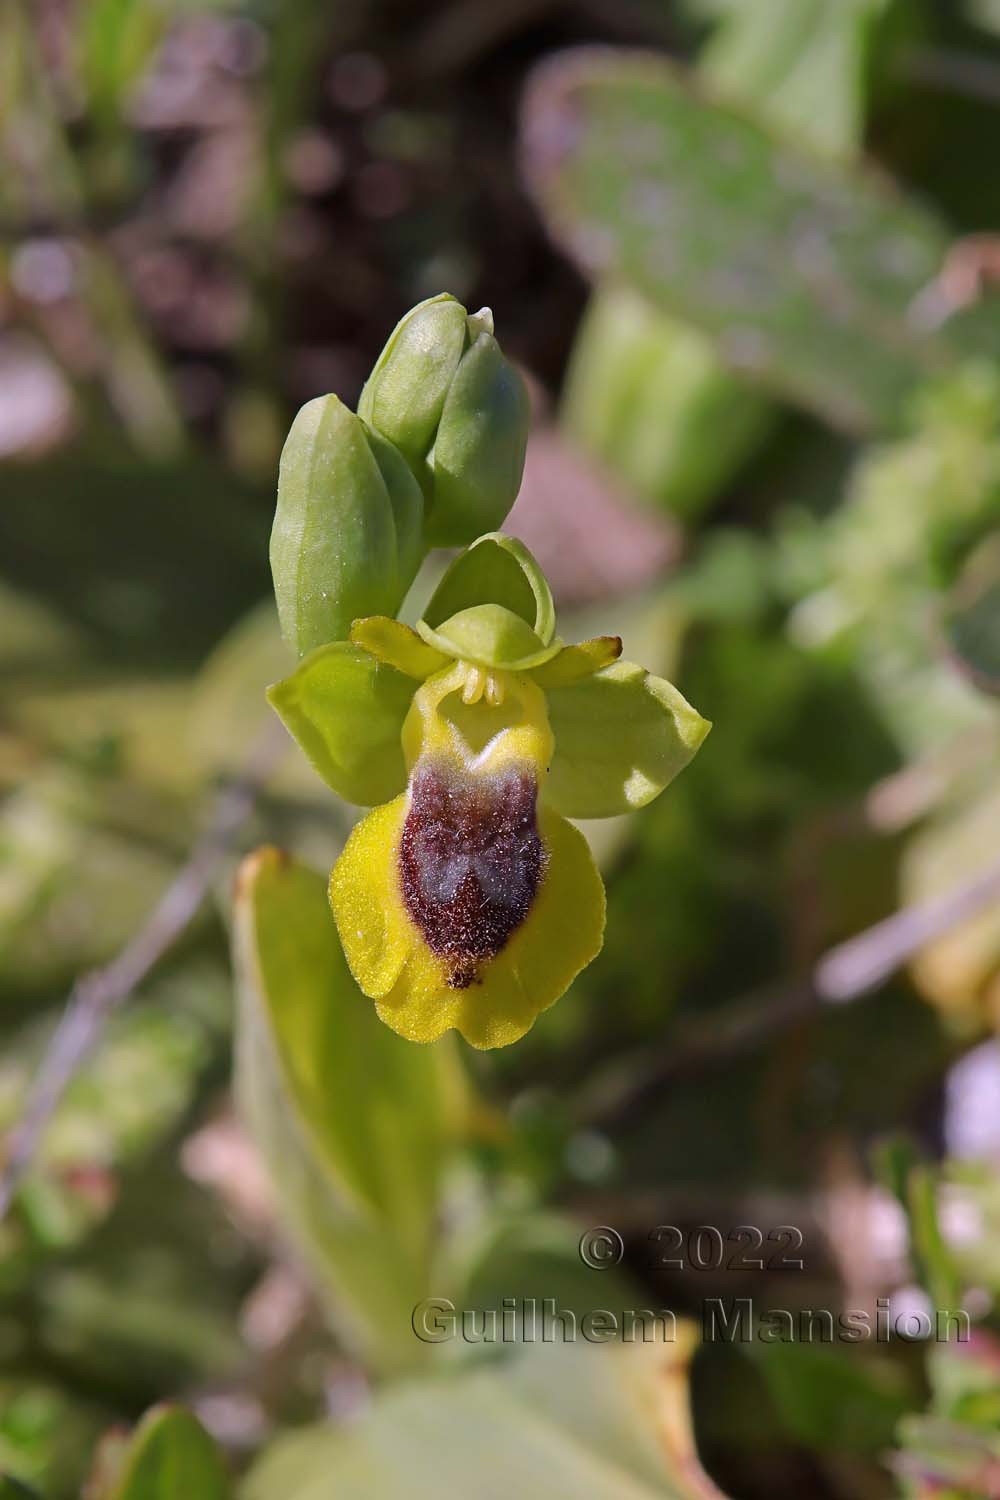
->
[399,760,544,988]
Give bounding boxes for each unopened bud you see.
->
[270,395,423,656]
[360,294,530,546]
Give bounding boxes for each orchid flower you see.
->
[269,533,709,1048]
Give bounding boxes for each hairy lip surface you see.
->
[399,761,543,988]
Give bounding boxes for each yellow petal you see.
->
[329,796,413,998]
[531,635,623,688]
[349,616,449,679]
[373,807,605,1050]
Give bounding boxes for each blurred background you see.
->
[2,1,1000,1496]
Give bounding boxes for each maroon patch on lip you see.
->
[399,762,544,989]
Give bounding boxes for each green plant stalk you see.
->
[907,1164,963,1321]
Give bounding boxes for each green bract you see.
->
[268,532,710,817]
[270,395,424,657]
[359,295,531,547]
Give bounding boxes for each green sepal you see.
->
[417,604,562,672]
[267,642,413,806]
[350,617,449,679]
[364,423,426,594]
[270,395,424,657]
[358,294,469,470]
[532,635,623,687]
[422,533,556,644]
[544,660,711,818]
[425,331,531,546]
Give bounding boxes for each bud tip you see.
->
[468,306,495,338]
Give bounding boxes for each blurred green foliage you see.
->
[88,1404,232,1500]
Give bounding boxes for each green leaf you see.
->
[561,286,775,518]
[244,1335,730,1500]
[79,0,168,134]
[233,848,465,1372]
[422,532,556,644]
[0,1479,41,1499]
[907,1165,963,1317]
[101,1407,229,1500]
[701,0,887,154]
[560,1,884,517]
[270,395,423,658]
[749,1341,911,1454]
[524,50,974,434]
[545,661,711,818]
[0,445,269,667]
[267,642,413,806]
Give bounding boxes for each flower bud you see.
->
[359,296,530,547]
[270,395,424,657]
[358,294,469,465]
